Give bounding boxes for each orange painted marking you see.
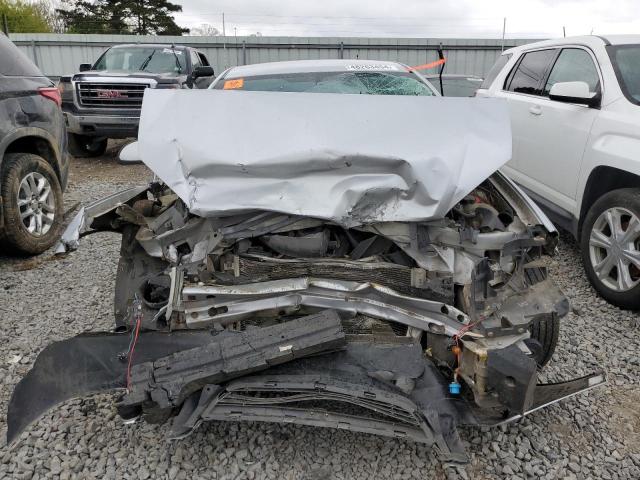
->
[409,58,447,71]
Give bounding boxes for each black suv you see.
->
[0,34,68,254]
[59,44,214,157]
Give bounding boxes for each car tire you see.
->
[580,188,640,310]
[528,314,559,367]
[1,153,64,254]
[68,133,108,158]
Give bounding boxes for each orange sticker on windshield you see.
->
[223,78,244,90]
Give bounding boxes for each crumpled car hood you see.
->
[137,90,511,227]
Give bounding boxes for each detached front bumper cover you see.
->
[7,310,606,463]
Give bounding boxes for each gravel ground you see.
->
[1,147,639,480]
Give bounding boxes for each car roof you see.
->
[598,35,640,45]
[223,59,409,78]
[503,34,640,55]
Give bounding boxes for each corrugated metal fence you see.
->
[8,33,536,79]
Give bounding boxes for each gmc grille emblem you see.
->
[96,89,127,98]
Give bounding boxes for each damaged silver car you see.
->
[7,60,605,465]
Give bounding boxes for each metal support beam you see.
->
[30,40,39,67]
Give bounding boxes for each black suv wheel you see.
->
[580,188,640,310]
[1,153,64,254]
[68,133,108,158]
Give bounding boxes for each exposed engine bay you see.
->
[7,171,605,464]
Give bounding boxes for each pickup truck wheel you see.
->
[580,188,640,310]
[68,133,108,158]
[0,153,63,254]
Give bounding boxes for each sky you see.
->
[174,0,640,38]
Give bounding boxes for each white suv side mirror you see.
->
[549,81,600,108]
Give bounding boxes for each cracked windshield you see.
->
[215,70,436,95]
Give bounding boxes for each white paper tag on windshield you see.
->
[345,64,399,71]
[162,48,182,54]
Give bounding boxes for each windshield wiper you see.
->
[169,48,183,73]
[139,50,156,72]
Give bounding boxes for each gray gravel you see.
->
[1,150,639,480]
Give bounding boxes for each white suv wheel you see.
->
[588,206,640,292]
[581,189,640,309]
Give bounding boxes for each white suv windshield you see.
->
[93,47,186,75]
[609,45,640,104]
[214,71,435,96]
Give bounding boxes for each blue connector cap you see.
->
[449,382,461,395]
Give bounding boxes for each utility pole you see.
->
[2,13,9,35]
[563,26,566,37]
[234,27,238,66]
[501,17,506,52]
[222,12,227,68]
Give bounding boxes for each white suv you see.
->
[478,35,640,310]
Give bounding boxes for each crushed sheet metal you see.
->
[55,206,85,253]
[137,90,511,227]
[182,277,471,335]
[55,185,148,253]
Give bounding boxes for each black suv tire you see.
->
[580,188,640,310]
[68,133,108,158]
[1,153,64,254]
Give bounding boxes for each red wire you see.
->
[453,316,484,347]
[126,315,142,390]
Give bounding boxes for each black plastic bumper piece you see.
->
[6,310,345,446]
[6,313,606,465]
[119,310,347,414]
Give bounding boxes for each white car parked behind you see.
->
[478,35,640,309]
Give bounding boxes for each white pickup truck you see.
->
[477,35,640,310]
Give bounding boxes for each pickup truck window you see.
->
[608,45,640,105]
[213,71,436,96]
[543,48,600,96]
[197,52,210,66]
[93,47,186,75]
[506,49,557,95]
[190,50,202,68]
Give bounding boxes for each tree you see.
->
[189,23,221,37]
[57,0,188,35]
[57,0,126,34]
[0,0,57,33]
[126,0,187,35]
